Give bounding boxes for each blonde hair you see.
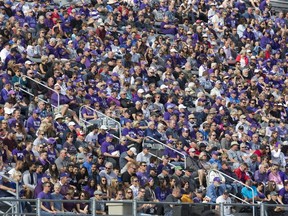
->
[12,171,22,180]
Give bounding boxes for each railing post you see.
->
[220,202,224,216]
[92,198,96,216]
[133,199,137,216]
[260,202,265,216]
[15,182,20,214]
[37,198,41,216]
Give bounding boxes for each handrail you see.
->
[144,136,187,169]
[0,197,286,215]
[229,193,250,204]
[19,75,60,109]
[0,173,20,215]
[0,173,18,198]
[79,105,122,138]
[148,151,176,168]
[210,169,255,216]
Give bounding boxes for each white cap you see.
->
[145,94,152,98]
[68,40,73,44]
[137,89,145,94]
[54,114,63,120]
[68,121,76,126]
[170,48,178,53]
[179,104,187,109]
[189,148,196,152]
[129,147,137,156]
[100,125,108,130]
[160,84,168,89]
[25,60,32,65]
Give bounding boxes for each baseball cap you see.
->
[94,190,103,195]
[174,166,182,171]
[213,177,221,183]
[178,104,187,109]
[189,148,196,153]
[68,121,76,126]
[100,125,108,130]
[60,173,69,178]
[47,138,56,145]
[129,147,137,155]
[162,166,170,171]
[137,89,145,94]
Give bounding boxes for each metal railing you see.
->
[79,105,122,138]
[209,169,256,216]
[19,75,60,109]
[0,198,285,216]
[0,173,20,215]
[143,136,187,169]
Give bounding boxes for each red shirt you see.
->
[234,167,250,183]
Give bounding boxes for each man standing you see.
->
[278,181,288,205]
[216,190,234,216]
[163,187,181,216]
[22,162,37,191]
[37,182,57,216]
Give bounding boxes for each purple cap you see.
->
[125,119,132,124]
[8,90,15,95]
[33,109,40,114]
[107,80,113,85]
[211,151,219,155]
[216,96,223,100]
[106,133,113,138]
[4,79,11,85]
[91,50,97,55]
[182,128,189,133]
[60,172,69,178]
[66,86,72,90]
[213,177,221,182]
[111,72,119,77]
[47,137,56,145]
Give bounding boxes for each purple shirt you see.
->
[101,141,115,154]
[279,188,288,204]
[122,128,137,139]
[37,191,52,211]
[47,148,57,163]
[26,116,41,132]
[0,88,9,104]
[136,171,148,187]
[12,149,24,161]
[54,121,67,133]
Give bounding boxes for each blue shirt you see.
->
[206,184,226,203]
[241,186,257,200]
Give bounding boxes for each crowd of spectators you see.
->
[0,0,288,215]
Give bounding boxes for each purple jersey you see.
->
[26,116,41,132]
[47,148,57,163]
[12,149,24,161]
[101,141,115,154]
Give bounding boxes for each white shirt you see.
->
[136,152,151,165]
[216,196,234,216]
[85,131,98,144]
[0,48,9,63]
